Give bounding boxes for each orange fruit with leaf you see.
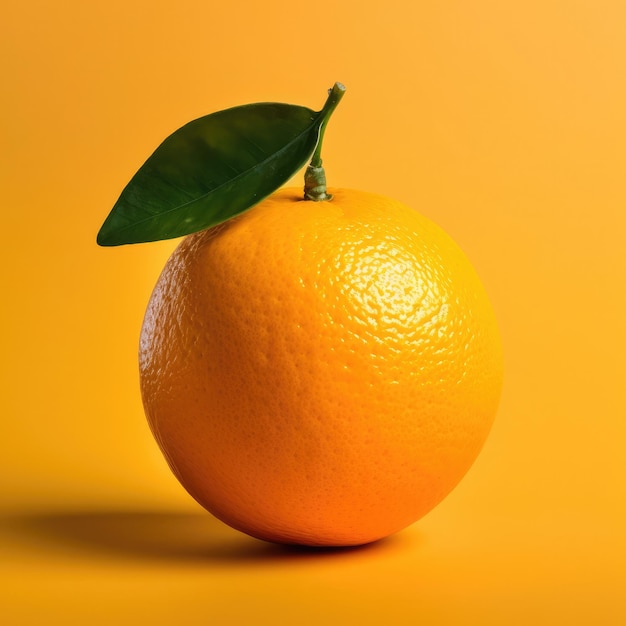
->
[99,83,503,546]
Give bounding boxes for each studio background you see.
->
[2,1,625,624]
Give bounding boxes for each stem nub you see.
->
[304,82,346,202]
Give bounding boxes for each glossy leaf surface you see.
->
[97,103,322,246]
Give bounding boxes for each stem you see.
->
[304,82,346,201]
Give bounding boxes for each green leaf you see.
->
[97,102,324,246]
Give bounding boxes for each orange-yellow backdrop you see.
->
[2,1,625,624]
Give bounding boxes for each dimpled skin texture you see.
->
[139,188,503,547]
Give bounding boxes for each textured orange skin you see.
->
[139,188,503,546]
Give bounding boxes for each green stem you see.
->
[304,82,346,201]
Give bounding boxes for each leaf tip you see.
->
[96,221,117,247]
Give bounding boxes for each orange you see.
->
[139,187,503,546]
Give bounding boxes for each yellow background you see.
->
[2,1,625,624]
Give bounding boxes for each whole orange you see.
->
[139,187,503,546]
